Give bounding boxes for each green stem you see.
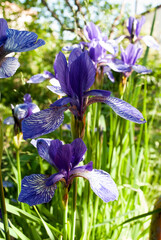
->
[63,190,68,240]
[0,118,10,240]
[16,149,21,196]
[71,179,77,240]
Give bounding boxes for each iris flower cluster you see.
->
[22,48,146,140]
[1,16,157,207]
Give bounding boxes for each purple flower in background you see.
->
[120,43,152,77]
[22,48,146,140]
[83,22,131,82]
[18,138,118,206]
[126,16,159,50]
[4,93,40,134]
[0,18,45,78]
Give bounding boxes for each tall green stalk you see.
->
[0,118,10,240]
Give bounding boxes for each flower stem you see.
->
[63,188,68,240]
[71,179,77,240]
[0,118,10,240]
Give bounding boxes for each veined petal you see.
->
[0,18,8,46]
[142,36,160,50]
[104,96,146,124]
[107,60,131,73]
[27,71,54,84]
[3,116,15,125]
[4,29,45,53]
[27,74,46,84]
[47,78,66,96]
[132,65,152,74]
[0,57,20,78]
[72,168,118,203]
[71,138,87,167]
[22,107,66,139]
[18,174,56,206]
[84,89,111,98]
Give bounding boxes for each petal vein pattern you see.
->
[18,174,56,206]
[22,107,66,139]
[104,96,146,124]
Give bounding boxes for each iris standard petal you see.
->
[3,116,15,125]
[127,17,134,35]
[50,144,72,172]
[18,174,56,206]
[0,57,20,78]
[141,36,160,50]
[0,18,8,47]
[4,29,45,53]
[132,65,152,74]
[22,107,66,139]
[104,96,146,124]
[84,89,111,98]
[69,51,96,96]
[84,22,102,41]
[54,52,71,95]
[73,168,118,203]
[70,138,87,167]
[68,48,82,67]
[135,16,145,37]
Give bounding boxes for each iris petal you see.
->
[22,107,66,139]
[71,138,87,167]
[0,57,20,78]
[4,29,45,53]
[0,18,8,46]
[18,174,56,206]
[104,96,146,124]
[142,36,160,50]
[132,65,152,74]
[72,169,118,203]
[3,116,15,125]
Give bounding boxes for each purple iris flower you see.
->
[22,48,146,140]
[120,43,152,78]
[18,138,118,206]
[0,18,45,78]
[83,22,131,82]
[126,16,159,50]
[4,93,40,134]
